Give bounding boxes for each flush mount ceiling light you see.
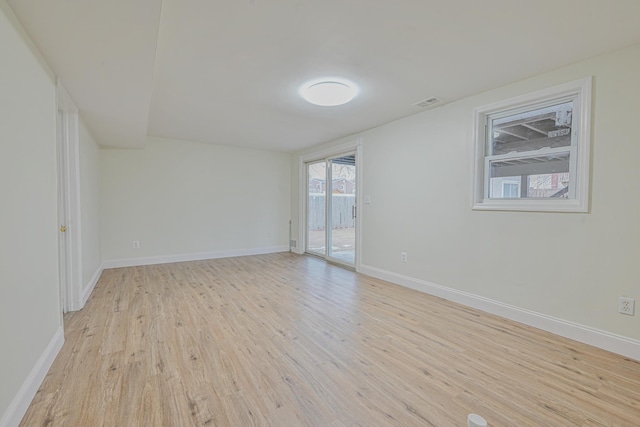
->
[299,78,358,106]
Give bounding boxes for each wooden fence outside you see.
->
[308,194,355,230]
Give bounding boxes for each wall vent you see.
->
[414,97,442,108]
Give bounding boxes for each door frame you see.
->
[297,139,363,271]
[57,81,83,312]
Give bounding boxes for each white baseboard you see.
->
[0,327,64,427]
[359,264,640,362]
[81,264,103,307]
[102,246,290,269]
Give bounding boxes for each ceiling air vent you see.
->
[414,97,442,108]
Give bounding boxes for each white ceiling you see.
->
[9,0,640,152]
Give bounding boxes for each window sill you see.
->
[472,198,588,213]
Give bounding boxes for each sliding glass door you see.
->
[306,153,356,265]
[328,155,356,264]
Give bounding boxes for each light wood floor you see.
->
[21,253,640,426]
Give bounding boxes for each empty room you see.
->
[2,1,640,426]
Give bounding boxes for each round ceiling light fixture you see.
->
[299,78,358,106]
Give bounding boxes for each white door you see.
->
[57,109,70,312]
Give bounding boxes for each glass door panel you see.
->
[306,161,326,256]
[328,155,356,264]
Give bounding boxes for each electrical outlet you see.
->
[618,297,635,316]
[290,239,297,248]
[400,252,407,263]
[132,240,140,249]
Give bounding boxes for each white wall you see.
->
[292,43,640,344]
[78,118,102,293]
[0,1,62,424]
[101,137,291,264]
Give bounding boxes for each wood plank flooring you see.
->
[20,253,640,426]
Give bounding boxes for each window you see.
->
[501,181,520,198]
[473,78,592,212]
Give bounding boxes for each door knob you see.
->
[60,226,67,232]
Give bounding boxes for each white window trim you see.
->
[472,77,592,213]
